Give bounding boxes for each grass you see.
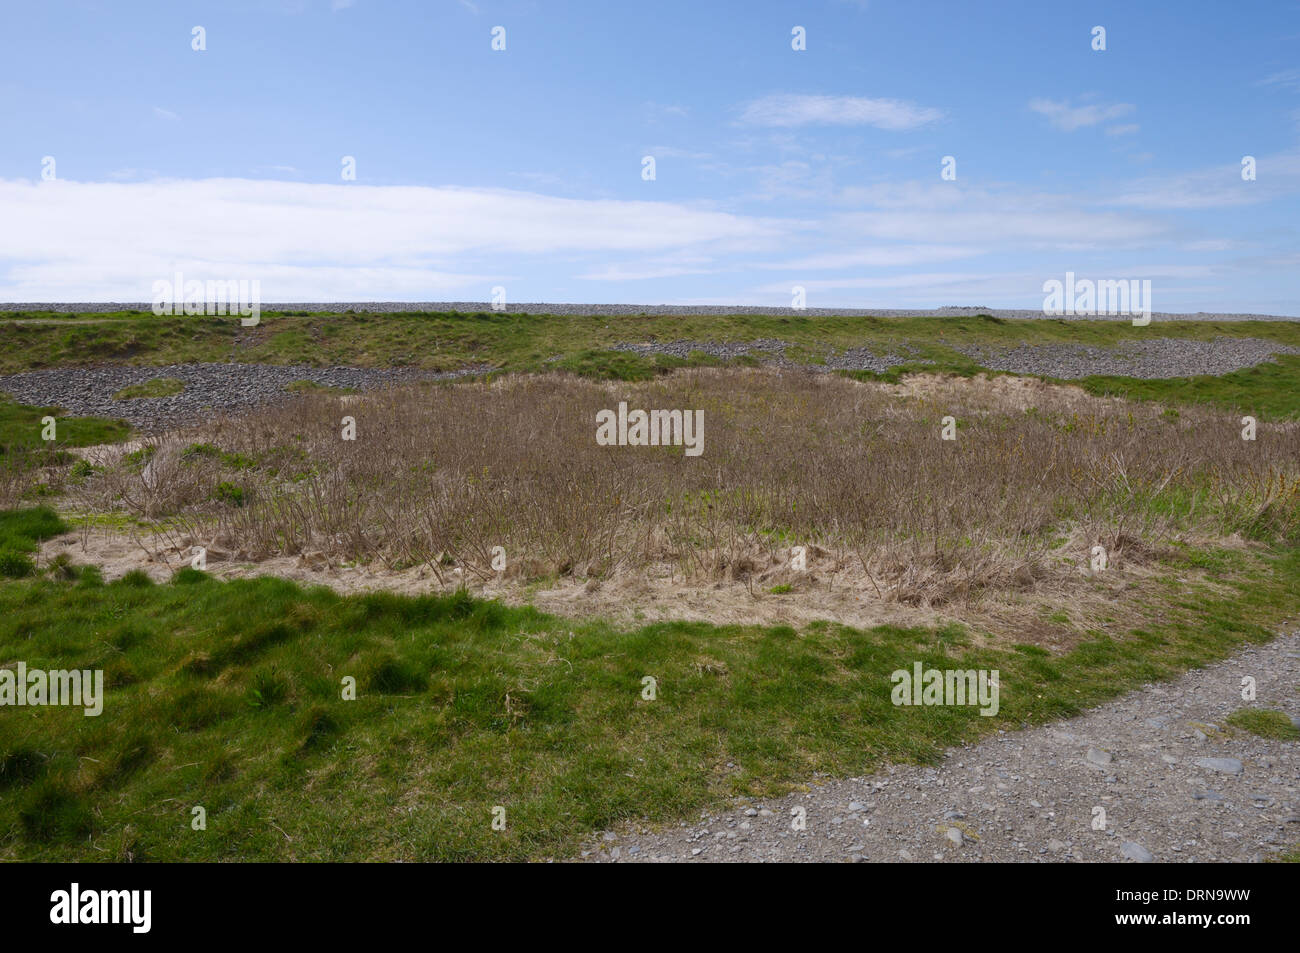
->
[1224,708,1300,740]
[0,503,1296,862]
[0,506,68,578]
[3,309,1298,375]
[111,377,184,400]
[6,306,1300,422]
[285,380,357,395]
[0,395,130,455]
[180,443,257,470]
[2,313,1297,860]
[1073,354,1300,421]
[6,310,1300,422]
[0,395,132,506]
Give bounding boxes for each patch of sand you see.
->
[38,523,1233,653]
[885,372,1108,412]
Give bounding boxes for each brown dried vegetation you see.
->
[71,368,1300,610]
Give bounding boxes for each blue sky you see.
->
[2,0,1299,312]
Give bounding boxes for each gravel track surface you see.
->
[2,303,1297,321]
[579,632,1300,864]
[0,363,490,430]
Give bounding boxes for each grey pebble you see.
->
[1121,842,1155,863]
[1194,757,1244,776]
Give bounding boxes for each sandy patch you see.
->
[37,522,1233,652]
[885,372,1110,412]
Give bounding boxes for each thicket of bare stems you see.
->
[73,368,1300,606]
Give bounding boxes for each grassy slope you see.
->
[2,309,1298,368]
[6,311,1300,418]
[1,507,1296,861]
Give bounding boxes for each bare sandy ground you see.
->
[40,513,1244,660]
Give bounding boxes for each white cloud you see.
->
[739,94,943,130]
[646,145,712,160]
[833,207,1163,245]
[757,271,1011,293]
[0,177,787,299]
[152,106,180,121]
[645,103,689,121]
[1028,98,1134,131]
[577,256,716,281]
[827,180,1167,246]
[836,180,968,210]
[1256,68,1300,91]
[1105,124,1140,137]
[764,245,980,270]
[1109,152,1300,209]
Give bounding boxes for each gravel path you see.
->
[579,632,1300,863]
[2,303,1297,321]
[0,362,491,430]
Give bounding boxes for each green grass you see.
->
[0,396,131,497]
[0,504,1296,861]
[285,380,357,395]
[3,309,1298,376]
[1224,708,1300,741]
[0,506,68,579]
[1073,354,1300,421]
[180,443,257,470]
[0,395,130,456]
[111,377,184,400]
[211,481,247,507]
[839,357,986,385]
[4,310,1300,420]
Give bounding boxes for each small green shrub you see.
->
[213,481,247,507]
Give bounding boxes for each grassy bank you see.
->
[3,310,1299,377]
[1073,354,1300,421]
[0,506,1296,861]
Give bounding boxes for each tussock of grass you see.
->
[1224,708,1300,740]
[0,505,67,577]
[111,377,184,400]
[285,380,357,395]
